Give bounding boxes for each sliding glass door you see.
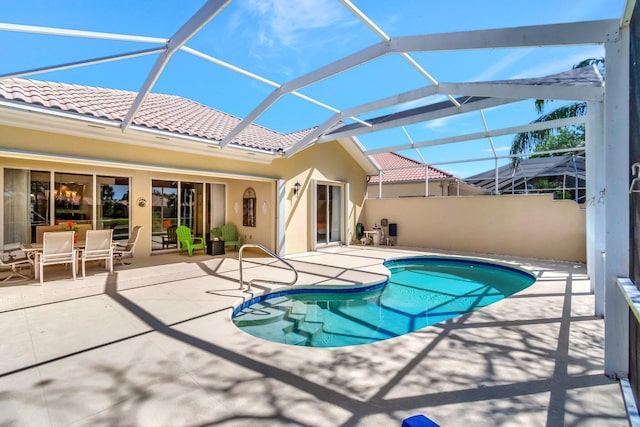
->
[3,169,30,250]
[2,168,130,247]
[151,180,225,251]
[316,183,343,246]
[179,182,203,232]
[98,176,130,241]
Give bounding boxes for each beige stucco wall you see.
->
[367,181,488,198]
[362,194,586,262]
[0,124,368,256]
[270,142,368,254]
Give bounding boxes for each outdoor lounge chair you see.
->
[80,229,113,277]
[0,255,32,282]
[221,223,241,250]
[176,225,205,256]
[37,231,76,284]
[113,225,141,266]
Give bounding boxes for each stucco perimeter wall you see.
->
[362,194,586,262]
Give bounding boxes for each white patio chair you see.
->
[0,255,32,282]
[80,229,113,278]
[113,225,142,266]
[36,231,76,285]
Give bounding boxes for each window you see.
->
[54,173,93,225]
[243,187,256,227]
[2,169,129,245]
[98,176,129,241]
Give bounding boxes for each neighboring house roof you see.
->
[0,78,313,153]
[465,155,585,193]
[368,152,455,184]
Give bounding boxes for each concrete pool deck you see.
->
[0,246,628,426]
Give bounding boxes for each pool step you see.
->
[297,320,322,336]
[243,319,296,342]
[284,302,325,345]
[304,304,325,323]
[284,331,309,345]
[237,298,327,346]
[234,299,292,326]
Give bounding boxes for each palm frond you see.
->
[510,102,587,167]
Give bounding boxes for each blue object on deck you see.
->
[401,414,440,427]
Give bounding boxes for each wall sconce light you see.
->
[293,181,301,195]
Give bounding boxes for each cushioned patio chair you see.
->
[114,225,142,266]
[221,223,241,250]
[176,225,205,256]
[80,229,113,278]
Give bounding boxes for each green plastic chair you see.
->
[175,225,205,256]
[221,223,241,250]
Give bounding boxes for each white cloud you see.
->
[423,116,456,131]
[472,50,533,82]
[240,0,346,47]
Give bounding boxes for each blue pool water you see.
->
[232,256,535,347]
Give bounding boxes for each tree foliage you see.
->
[529,126,585,158]
[510,57,604,167]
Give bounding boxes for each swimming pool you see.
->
[232,256,536,347]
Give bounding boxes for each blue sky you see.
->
[0,0,627,177]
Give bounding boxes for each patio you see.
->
[0,247,627,426]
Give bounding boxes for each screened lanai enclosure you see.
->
[1,0,640,419]
[465,155,586,201]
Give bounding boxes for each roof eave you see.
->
[0,100,280,163]
[338,136,380,175]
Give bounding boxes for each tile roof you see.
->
[368,152,454,183]
[0,78,313,153]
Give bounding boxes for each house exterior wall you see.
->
[363,194,586,262]
[271,142,368,254]
[367,181,488,198]
[0,124,368,257]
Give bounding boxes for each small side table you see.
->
[207,239,225,256]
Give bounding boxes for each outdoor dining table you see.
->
[20,241,86,258]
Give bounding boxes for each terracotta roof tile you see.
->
[369,152,454,183]
[0,78,310,153]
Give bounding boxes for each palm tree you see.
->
[510,58,604,166]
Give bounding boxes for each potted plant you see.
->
[66,221,79,243]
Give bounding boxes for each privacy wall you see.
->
[362,194,586,262]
